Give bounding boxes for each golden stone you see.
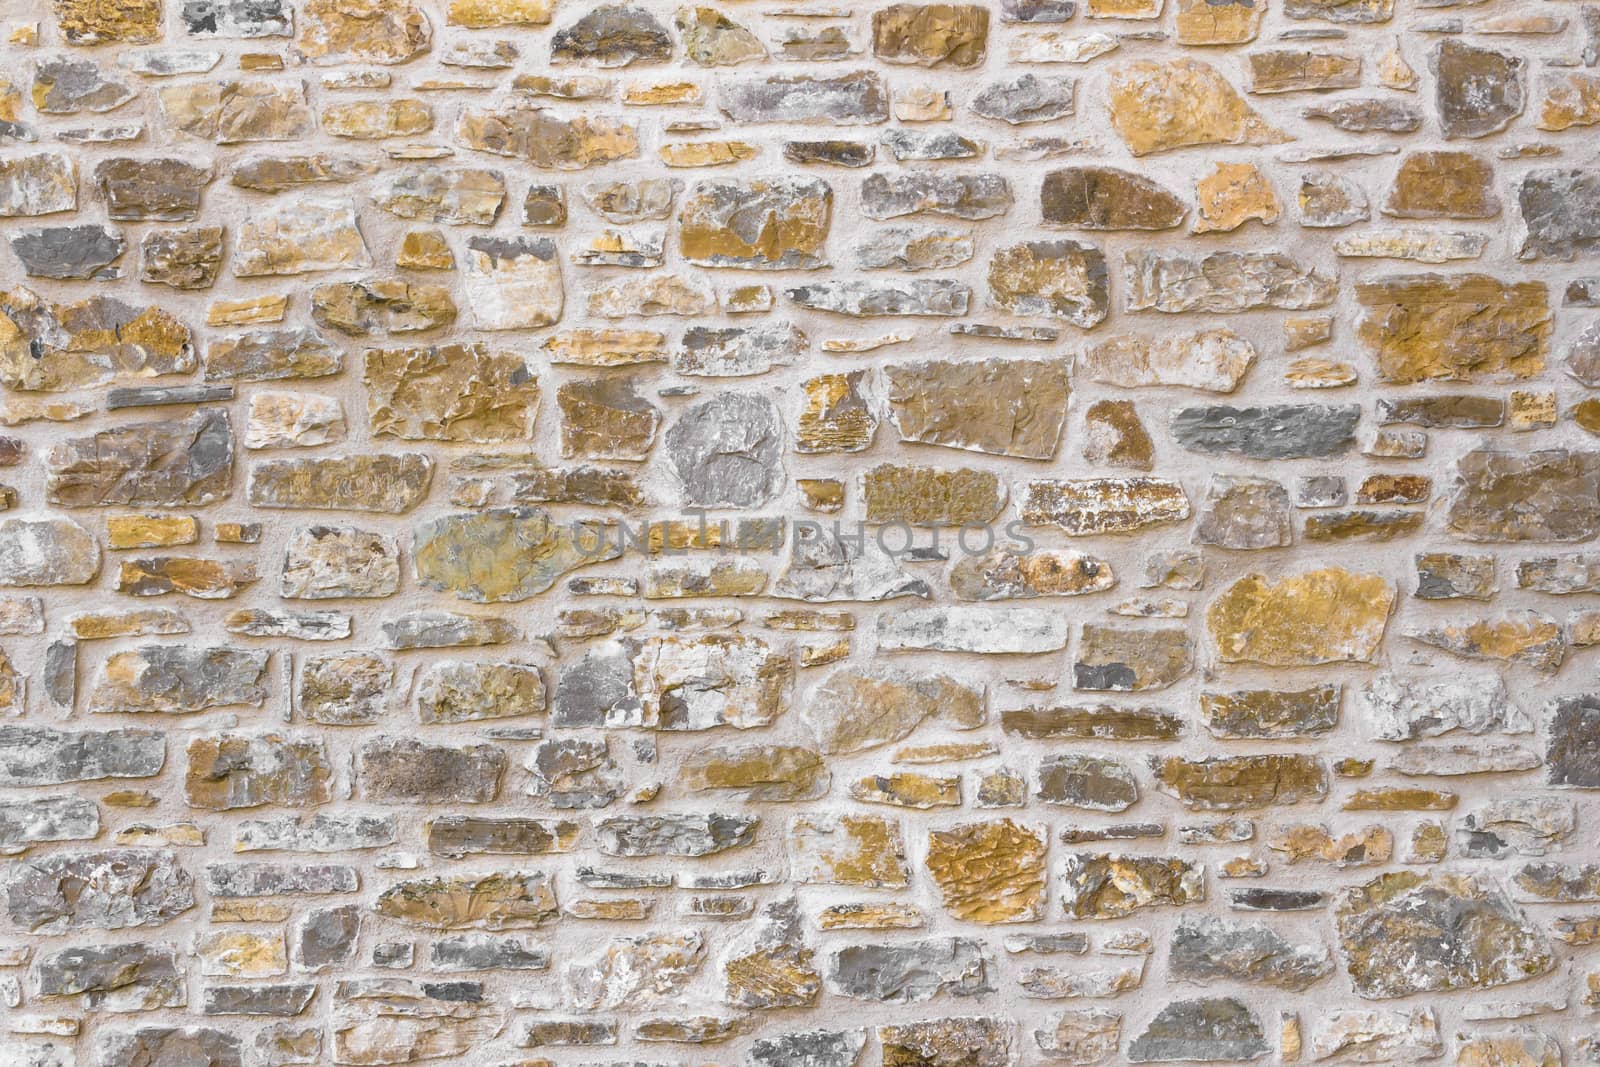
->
[1108,58,1284,156]
[925,818,1047,923]
[1208,567,1394,666]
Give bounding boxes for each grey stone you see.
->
[719,71,890,124]
[0,725,165,785]
[665,393,784,507]
[205,327,341,382]
[1168,917,1332,991]
[1434,40,1525,139]
[748,1029,867,1067]
[382,611,519,649]
[1547,694,1600,787]
[550,4,673,65]
[0,796,99,853]
[0,517,100,585]
[32,58,134,113]
[773,533,929,603]
[827,938,993,1002]
[98,1028,242,1067]
[10,224,125,279]
[526,738,626,808]
[1519,168,1600,261]
[1037,754,1138,812]
[1335,871,1554,997]
[293,904,360,970]
[3,849,194,932]
[1359,672,1527,741]
[46,409,233,508]
[1127,998,1270,1062]
[203,862,359,897]
[106,384,235,409]
[882,128,981,161]
[1459,797,1575,858]
[426,816,578,857]
[182,0,292,35]
[787,279,970,317]
[594,813,758,856]
[676,323,807,375]
[971,74,1074,124]
[431,933,551,972]
[36,941,183,1010]
[860,171,1013,220]
[1171,404,1359,459]
[1125,250,1339,312]
[1192,476,1292,549]
[1299,171,1370,227]
[201,983,316,1017]
[88,645,269,714]
[357,736,507,804]
[854,225,974,272]
[234,813,398,853]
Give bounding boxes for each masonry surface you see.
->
[0,0,1599,1063]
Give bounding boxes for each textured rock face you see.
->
[2,2,1596,1061]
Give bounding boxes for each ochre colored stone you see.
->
[1207,567,1394,666]
[1356,274,1548,383]
[924,819,1047,923]
[1194,162,1281,233]
[1108,58,1284,156]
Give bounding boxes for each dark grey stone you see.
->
[31,58,134,114]
[98,1027,243,1067]
[430,933,551,971]
[1168,916,1332,991]
[550,4,672,65]
[1434,40,1525,139]
[201,982,316,1016]
[1128,997,1270,1062]
[1519,168,1600,261]
[293,904,360,970]
[1171,404,1359,459]
[1547,693,1600,788]
[37,941,184,1008]
[747,1030,866,1067]
[10,224,125,279]
[1036,754,1139,812]
[826,938,994,1002]
[783,141,876,167]
[106,384,234,409]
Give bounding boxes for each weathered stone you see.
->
[880,1017,1012,1067]
[281,526,397,599]
[1359,275,1550,386]
[861,171,1012,220]
[233,200,369,277]
[1022,478,1190,536]
[230,154,378,193]
[1208,567,1393,665]
[677,178,831,270]
[1060,853,1203,918]
[324,99,433,139]
[1083,329,1254,393]
[462,236,562,330]
[664,393,783,507]
[1172,404,1357,460]
[1304,98,1423,133]
[248,453,434,513]
[4,849,194,932]
[598,813,757,857]
[418,661,543,724]
[681,744,829,801]
[1035,754,1137,812]
[750,1030,866,1067]
[1359,672,1527,741]
[787,278,970,316]
[1194,161,1281,233]
[425,816,576,858]
[1073,623,1190,691]
[1081,400,1153,470]
[804,667,982,754]
[98,1029,242,1067]
[1127,998,1268,1063]
[871,5,988,67]
[878,606,1066,654]
[567,930,704,1011]
[365,343,537,443]
[1335,871,1554,998]
[970,73,1073,124]
[375,872,557,929]
[526,739,623,808]
[557,377,658,460]
[0,517,98,585]
[206,328,340,382]
[1299,170,1370,227]
[1127,250,1338,312]
[829,937,993,1004]
[720,71,889,125]
[1200,686,1340,740]
[35,940,182,1011]
[1192,476,1291,549]
[11,224,124,280]
[0,795,99,854]
[97,158,212,222]
[1040,166,1184,230]
[0,725,164,785]
[371,167,505,226]
[987,240,1108,328]
[1108,59,1282,155]
[1251,49,1362,93]
[550,4,671,66]
[797,372,876,454]
[920,819,1047,922]
[89,645,268,714]
[949,548,1112,601]
[1,288,196,391]
[295,0,431,64]
[679,323,806,377]
[185,733,332,810]
[1168,916,1332,991]
[358,736,505,804]
[1519,168,1600,261]
[1434,40,1525,138]
[883,359,1068,459]
[1152,754,1328,811]
[158,81,314,143]
[554,633,790,730]
[456,102,640,168]
[1405,609,1565,673]
[1384,151,1500,220]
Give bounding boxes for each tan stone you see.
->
[1266,824,1394,866]
[55,0,161,43]
[872,4,990,68]
[1249,49,1361,93]
[314,279,455,336]
[375,872,557,929]
[1152,754,1329,810]
[1383,152,1500,219]
[1083,327,1255,392]
[925,819,1047,923]
[365,344,538,443]
[1175,0,1263,44]
[1108,58,1284,156]
[456,103,640,169]
[396,230,453,271]
[790,814,911,887]
[1356,275,1548,384]
[556,377,659,460]
[797,373,876,454]
[234,201,371,277]
[678,178,831,270]
[323,99,433,139]
[861,464,1004,526]
[447,0,551,24]
[107,515,199,550]
[1194,162,1281,233]
[297,0,431,65]
[1539,72,1600,131]
[884,358,1070,459]
[1208,567,1394,666]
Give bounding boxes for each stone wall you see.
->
[0,0,1598,1064]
